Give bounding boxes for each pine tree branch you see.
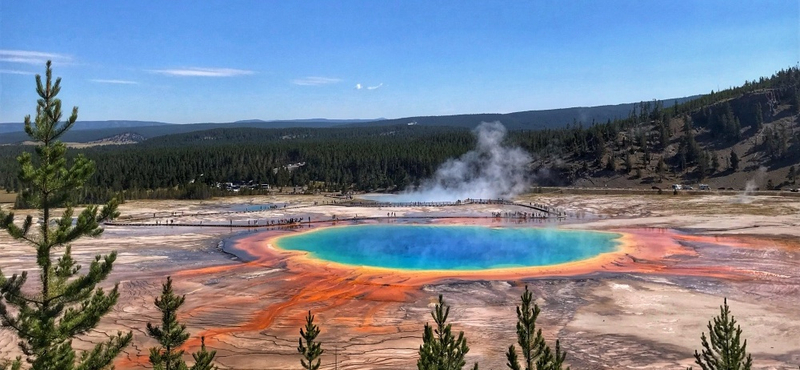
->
[2,291,42,306]
[75,331,133,370]
[48,253,117,307]
[506,345,521,370]
[58,285,120,338]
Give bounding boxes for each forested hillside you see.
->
[530,66,800,190]
[0,125,475,202]
[0,67,797,203]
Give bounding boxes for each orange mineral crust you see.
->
[115,221,789,369]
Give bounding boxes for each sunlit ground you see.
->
[0,193,798,369]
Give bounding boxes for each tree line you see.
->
[2,65,799,202]
[0,126,476,203]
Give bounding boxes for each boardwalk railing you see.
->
[107,197,566,229]
[339,198,564,217]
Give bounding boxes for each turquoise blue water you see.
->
[275,225,621,270]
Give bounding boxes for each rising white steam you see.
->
[735,166,767,203]
[393,121,531,202]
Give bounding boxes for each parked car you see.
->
[684,185,694,190]
[699,184,710,190]
[791,188,799,193]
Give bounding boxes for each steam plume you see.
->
[396,121,531,202]
[736,166,767,203]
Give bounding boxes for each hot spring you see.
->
[274,225,621,270]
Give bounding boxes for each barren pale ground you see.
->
[1,193,798,369]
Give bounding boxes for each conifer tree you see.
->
[190,338,217,370]
[730,151,739,172]
[659,121,671,150]
[688,298,752,370]
[711,152,720,174]
[148,276,190,370]
[793,88,800,116]
[298,310,324,370]
[506,286,569,370]
[656,157,667,182]
[147,276,217,370]
[0,61,131,369]
[417,295,479,370]
[754,103,763,131]
[594,136,606,167]
[606,155,617,172]
[624,154,633,174]
[506,286,545,370]
[534,340,568,370]
[697,151,709,181]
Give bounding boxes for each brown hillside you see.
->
[543,87,799,191]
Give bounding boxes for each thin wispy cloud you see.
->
[292,76,342,86]
[356,82,383,90]
[0,50,71,65]
[0,69,35,75]
[90,79,139,85]
[149,67,254,77]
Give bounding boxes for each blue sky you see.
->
[1,1,797,123]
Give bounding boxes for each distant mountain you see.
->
[234,118,385,124]
[0,120,170,134]
[0,120,353,144]
[345,96,701,130]
[233,119,269,123]
[0,97,699,144]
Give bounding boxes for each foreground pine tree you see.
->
[298,310,324,370]
[506,286,569,370]
[189,337,217,370]
[148,276,190,370]
[0,61,131,369]
[417,295,479,370]
[147,276,217,370]
[688,298,752,370]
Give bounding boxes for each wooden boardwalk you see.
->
[106,197,566,229]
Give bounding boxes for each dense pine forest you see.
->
[1,125,475,202]
[1,67,798,203]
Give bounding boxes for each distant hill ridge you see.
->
[345,97,701,130]
[0,96,698,144]
[234,118,385,124]
[0,120,168,134]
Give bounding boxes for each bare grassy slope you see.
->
[553,90,799,190]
